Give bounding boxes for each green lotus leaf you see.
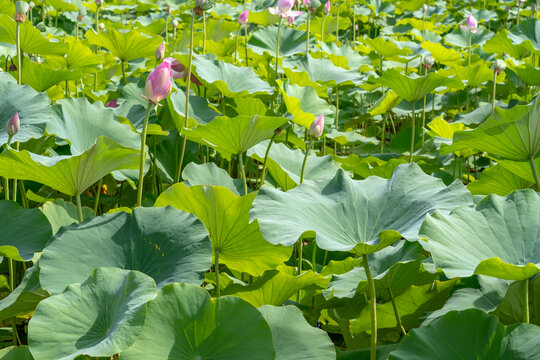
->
[313,43,371,70]
[492,275,540,325]
[0,137,139,196]
[245,10,280,26]
[336,345,398,360]
[120,283,276,360]
[0,200,51,261]
[442,99,540,160]
[326,129,379,146]
[375,69,462,103]
[251,163,472,254]
[191,55,274,97]
[278,80,334,128]
[0,73,51,146]
[467,165,533,196]
[183,115,288,158]
[47,98,140,155]
[259,305,336,360]
[28,268,157,360]
[21,58,82,93]
[453,101,499,125]
[85,28,163,62]
[247,140,341,191]
[483,29,531,59]
[369,89,402,116]
[388,309,540,360]
[0,346,33,360]
[0,14,68,55]
[444,27,495,48]
[360,37,411,59]
[366,0,395,15]
[248,25,308,57]
[282,55,364,88]
[421,190,540,280]
[325,241,435,300]
[507,60,540,86]
[64,38,103,73]
[0,264,48,322]
[167,88,221,129]
[41,199,94,235]
[155,184,291,276]
[0,1,14,15]
[182,162,245,196]
[508,18,540,51]
[335,155,409,179]
[222,266,329,307]
[421,41,463,65]
[497,156,540,184]
[39,206,211,294]
[445,62,494,88]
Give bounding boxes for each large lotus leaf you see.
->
[48,98,140,155]
[167,89,221,129]
[282,55,364,88]
[85,28,162,62]
[248,26,309,58]
[0,74,51,145]
[421,190,540,280]
[259,305,336,360]
[0,15,67,55]
[337,345,398,360]
[388,309,540,360]
[0,264,48,322]
[467,165,533,196]
[120,283,276,360]
[0,346,33,360]
[497,156,540,184]
[335,155,409,180]
[493,275,540,325]
[65,38,103,73]
[184,115,288,158]
[0,200,51,261]
[421,41,463,65]
[442,99,540,160]
[222,266,329,307]
[28,268,157,360]
[191,56,274,97]
[39,206,211,294]
[313,43,371,70]
[326,129,379,146]
[507,61,540,86]
[446,63,494,88]
[508,18,540,51]
[251,163,472,254]
[0,136,140,196]
[349,279,457,336]
[444,27,495,48]
[483,30,531,59]
[375,69,462,102]
[21,58,82,93]
[247,140,341,191]
[40,199,95,235]
[277,80,334,128]
[369,90,402,116]
[182,162,244,196]
[155,184,291,276]
[360,37,411,58]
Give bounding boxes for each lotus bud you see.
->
[323,0,330,14]
[422,4,427,13]
[238,10,249,25]
[309,114,324,138]
[77,7,86,21]
[105,99,119,108]
[29,1,34,10]
[14,1,29,22]
[6,112,20,137]
[532,2,537,12]
[172,19,178,28]
[492,59,506,75]
[155,42,165,61]
[466,14,477,30]
[166,5,171,15]
[195,0,213,14]
[98,22,105,31]
[95,0,103,6]
[144,61,172,104]
[423,55,434,69]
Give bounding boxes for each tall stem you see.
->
[409,100,416,163]
[238,152,248,195]
[9,258,16,346]
[521,278,529,323]
[380,113,387,153]
[530,154,540,190]
[16,22,21,85]
[389,287,406,336]
[202,12,206,54]
[468,31,472,66]
[244,24,249,65]
[421,67,427,150]
[76,192,83,223]
[175,11,195,183]
[259,134,276,188]
[335,0,340,45]
[300,138,314,184]
[363,254,377,360]
[94,178,102,214]
[321,14,326,43]
[306,11,310,53]
[275,17,282,80]
[121,60,127,85]
[334,85,340,154]
[215,247,220,298]
[136,103,153,207]
[492,71,497,113]
[234,25,240,63]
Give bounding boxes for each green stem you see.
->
[9,258,16,346]
[4,178,8,201]
[380,113,387,153]
[468,31,472,66]
[238,152,248,195]
[334,85,340,154]
[335,0,340,45]
[215,247,220,298]
[121,60,127,85]
[389,287,406,336]
[202,12,206,54]
[94,178,102,214]
[322,14,326,43]
[165,16,169,43]
[259,133,276,188]
[306,11,310,53]
[300,138,314,184]
[409,100,416,163]
[16,22,22,85]
[19,180,28,209]
[362,254,377,360]
[422,67,427,150]
[136,103,153,207]
[492,71,497,113]
[275,17,282,80]
[234,25,240,63]
[521,278,529,323]
[76,192,83,223]
[311,240,317,272]
[530,154,540,190]
[244,24,249,65]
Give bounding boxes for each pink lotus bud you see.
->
[144,62,172,104]
[278,0,295,12]
[309,114,324,138]
[238,10,249,25]
[162,57,202,85]
[105,99,118,108]
[323,0,330,14]
[166,5,171,15]
[6,112,20,137]
[155,42,165,61]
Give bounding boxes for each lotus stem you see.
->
[530,154,540,190]
[422,67,427,150]
[94,178,102,214]
[306,11,310,53]
[363,254,377,360]
[409,99,416,163]
[19,180,28,209]
[491,71,497,113]
[235,25,240,63]
[215,247,220,298]
[136,103,153,207]
[175,11,195,183]
[12,142,18,202]
[9,258,16,345]
[238,152,248,195]
[335,0,340,45]
[76,21,79,40]
[165,16,169,43]
[334,85,340,154]
[389,287,406,336]
[275,17,282,80]
[15,22,22,85]
[300,138,314,184]
[259,133,276,188]
[244,24,249,65]
[121,60,127,85]
[380,113,387,153]
[311,240,317,272]
[522,278,529,323]
[322,14,326,43]
[468,31,472,66]
[202,12,207,54]
[75,192,83,223]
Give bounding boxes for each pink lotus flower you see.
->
[460,14,478,33]
[105,99,119,108]
[238,10,249,25]
[6,112,20,137]
[155,42,165,61]
[323,0,330,14]
[269,0,303,20]
[303,0,310,6]
[143,62,172,104]
[309,114,324,138]
[163,57,202,86]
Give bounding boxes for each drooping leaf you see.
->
[508,18,540,51]
[248,26,309,57]
[182,162,244,196]
[21,58,82,93]
[467,165,533,196]
[0,346,33,360]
